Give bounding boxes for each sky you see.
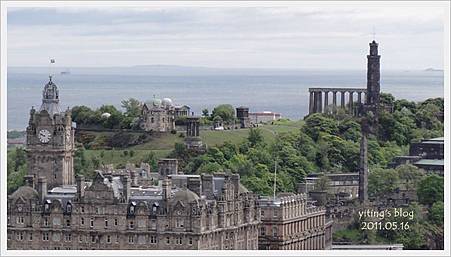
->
[6,4,446,70]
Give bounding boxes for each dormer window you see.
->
[66,203,72,213]
[129,202,136,215]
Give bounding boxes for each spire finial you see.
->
[49,75,52,82]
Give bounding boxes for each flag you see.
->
[50,59,55,64]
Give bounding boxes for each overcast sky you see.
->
[6,4,446,70]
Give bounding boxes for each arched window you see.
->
[66,202,72,213]
[129,202,136,215]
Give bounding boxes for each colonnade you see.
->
[308,88,367,115]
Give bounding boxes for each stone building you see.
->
[298,173,360,201]
[184,116,204,149]
[236,107,251,128]
[139,98,176,132]
[7,171,261,250]
[258,193,333,250]
[174,105,191,118]
[389,137,444,176]
[26,76,76,190]
[249,111,281,124]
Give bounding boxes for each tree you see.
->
[417,174,444,206]
[315,176,330,191]
[429,201,444,225]
[121,98,142,118]
[211,104,235,124]
[368,167,399,199]
[202,108,209,117]
[247,128,264,147]
[303,113,339,141]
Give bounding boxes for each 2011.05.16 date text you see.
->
[361,221,410,231]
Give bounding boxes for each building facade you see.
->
[26,76,76,190]
[258,193,333,250]
[139,98,176,132]
[249,111,281,124]
[7,171,261,250]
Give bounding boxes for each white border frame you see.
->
[1,1,449,256]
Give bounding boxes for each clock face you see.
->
[38,129,51,143]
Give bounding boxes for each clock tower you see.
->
[26,76,75,190]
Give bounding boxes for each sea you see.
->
[6,70,444,131]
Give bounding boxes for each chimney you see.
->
[76,175,85,201]
[37,177,47,202]
[187,176,202,197]
[201,174,214,199]
[231,174,240,196]
[123,176,131,202]
[24,175,35,188]
[162,178,171,200]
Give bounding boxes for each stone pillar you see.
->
[358,92,362,105]
[349,91,354,115]
[324,91,329,114]
[340,91,345,109]
[309,91,314,114]
[317,91,323,113]
[332,91,337,114]
[185,116,203,149]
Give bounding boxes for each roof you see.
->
[172,188,200,203]
[414,159,444,166]
[10,186,39,200]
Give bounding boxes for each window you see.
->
[272,227,278,237]
[64,233,72,242]
[261,210,265,217]
[105,219,108,228]
[176,219,184,228]
[16,232,24,241]
[128,235,134,244]
[91,235,96,243]
[166,237,170,244]
[273,209,278,217]
[129,221,134,229]
[42,232,49,241]
[106,235,111,244]
[66,219,71,227]
[95,207,99,214]
[79,235,84,243]
[43,218,49,227]
[150,235,157,244]
[52,217,61,226]
[81,206,85,213]
[260,227,266,236]
[189,237,193,245]
[29,233,33,241]
[114,218,118,226]
[17,216,24,224]
[80,217,85,226]
[176,237,182,245]
[90,218,94,228]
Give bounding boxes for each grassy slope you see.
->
[82,120,304,166]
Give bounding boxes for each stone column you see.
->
[358,92,362,105]
[340,91,345,109]
[332,91,337,114]
[317,91,323,113]
[309,91,314,114]
[349,91,354,115]
[324,91,329,114]
[359,131,369,204]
